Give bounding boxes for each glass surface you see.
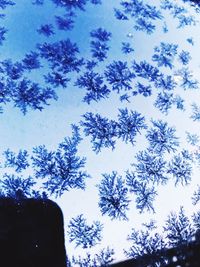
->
[0,0,200,265]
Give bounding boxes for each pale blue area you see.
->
[1,0,200,264]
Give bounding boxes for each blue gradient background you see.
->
[1,0,200,264]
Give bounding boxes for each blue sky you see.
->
[1,0,200,264]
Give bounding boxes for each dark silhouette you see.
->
[0,197,66,267]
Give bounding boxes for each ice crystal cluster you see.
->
[1,0,200,265]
